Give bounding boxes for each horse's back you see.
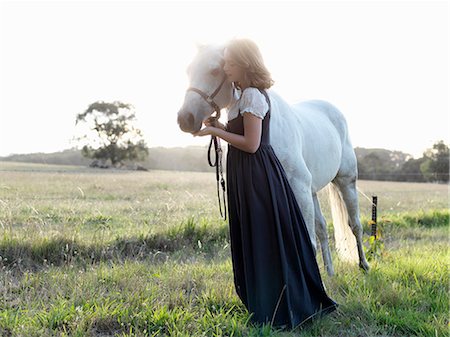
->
[269,94,351,190]
[293,99,349,141]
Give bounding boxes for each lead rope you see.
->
[187,74,228,221]
[207,113,227,221]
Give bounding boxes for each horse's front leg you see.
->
[312,193,335,276]
[286,170,317,255]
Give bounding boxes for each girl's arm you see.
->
[213,112,262,153]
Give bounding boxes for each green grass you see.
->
[0,161,448,336]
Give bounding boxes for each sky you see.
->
[0,0,448,159]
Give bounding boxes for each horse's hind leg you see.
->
[333,174,370,272]
[313,192,335,276]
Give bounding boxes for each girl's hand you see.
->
[204,117,226,130]
[193,126,214,137]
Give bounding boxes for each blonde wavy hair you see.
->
[224,38,275,90]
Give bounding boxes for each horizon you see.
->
[0,143,439,161]
[0,1,448,159]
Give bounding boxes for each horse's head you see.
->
[177,43,233,133]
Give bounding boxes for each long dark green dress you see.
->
[225,87,339,329]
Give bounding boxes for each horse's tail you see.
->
[326,182,359,263]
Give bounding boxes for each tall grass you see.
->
[0,162,448,336]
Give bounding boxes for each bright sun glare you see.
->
[0,1,448,159]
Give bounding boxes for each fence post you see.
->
[371,195,378,239]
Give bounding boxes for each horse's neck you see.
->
[267,89,295,116]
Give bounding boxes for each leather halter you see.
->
[186,73,227,118]
[186,74,228,220]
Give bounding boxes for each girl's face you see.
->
[223,48,245,84]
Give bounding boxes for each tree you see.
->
[401,157,427,182]
[75,100,149,168]
[421,140,449,183]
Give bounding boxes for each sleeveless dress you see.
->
[225,86,339,329]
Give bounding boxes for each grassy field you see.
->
[0,161,448,336]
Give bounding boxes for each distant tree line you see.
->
[2,141,447,184]
[356,140,449,183]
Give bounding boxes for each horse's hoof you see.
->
[359,260,370,272]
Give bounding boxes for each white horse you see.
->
[177,43,370,276]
